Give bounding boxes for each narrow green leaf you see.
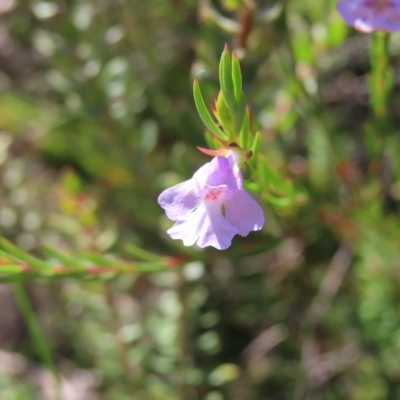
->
[125,243,163,262]
[265,193,293,208]
[244,181,259,192]
[282,180,296,197]
[216,90,233,136]
[239,107,250,150]
[231,52,242,103]
[234,92,247,135]
[250,131,262,166]
[219,44,236,112]
[258,158,273,186]
[0,239,53,272]
[44,244,86,270]
[193,79,227,140]
[12,282,60,392]
[0,265,24,273]
[81,252,117,266]
[0,248,20,263]
[0,273,40,283]
[258,158,284,193]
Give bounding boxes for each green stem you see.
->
[369,33,392,122]
[12,282,61,399]
[367,32,394,159]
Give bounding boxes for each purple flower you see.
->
[337,0,400,32]
[158,153,264,250]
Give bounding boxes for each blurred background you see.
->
[1,0,400,399]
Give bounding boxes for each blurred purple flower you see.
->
[337,0,400,32]
[158,153,264,250]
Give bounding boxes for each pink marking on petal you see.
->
[204,188,224,201]
[364,0,395,13]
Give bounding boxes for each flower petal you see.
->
[224,189,264,237]
[337,0,400,32]
[371,12,400,31]
[167,202,238,250]
[158,179,198,220]
[191,160,214,189]
[197,156,240,190]
[226,152,244,190]
[337,1,368,27]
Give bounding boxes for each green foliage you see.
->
[193,79,228,141]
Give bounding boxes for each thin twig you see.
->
[12,282,62,400]
[307,242,353,323]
